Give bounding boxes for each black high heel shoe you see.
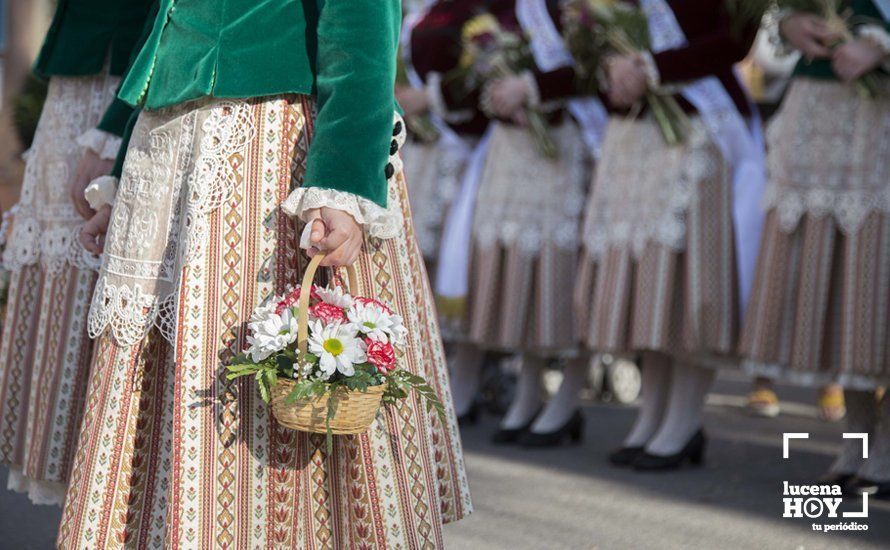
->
[457,401,480,426]
[632,430,706,471]
[608,446,645,467]
[491,408,542,445]
[518,410,584,448]
[847,477,890,500]
[817,472,855,493]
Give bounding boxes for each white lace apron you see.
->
[88,100,258,345]
[3,73,120,276]
[763,78,890,234]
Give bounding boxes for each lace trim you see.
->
[2,72,120,275]
[473,121,590,253]
[84,175,118,210]
[281,186,403,240]
[762,79,890,234]
[89,100,258,346]
[6,466,67,507]
[583,118,720,258]
[859,25,890,73]
[76,128,123,160]
[281,112,406,240]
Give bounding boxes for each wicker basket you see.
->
[270,252,384,435]
[271,379,385,434]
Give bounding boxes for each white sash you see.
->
[642,0,766,319]
[516,0,609,158]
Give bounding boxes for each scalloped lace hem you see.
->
[76,128,123,161]
[2,212,102,274]
[281,186,403,240]
[6,466,66,506]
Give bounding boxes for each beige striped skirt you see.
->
[57,96,471,549]
[576,117,738,360]
[0,72,117,505]
[466,120,590,353]
[740,79,890,388]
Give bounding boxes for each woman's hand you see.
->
[79,204,112,255]
[780,13,840,60]
[303,207,363,267]
[395,86,430,117]
[606,54,648,109]
[69,150,114,220]
[831,39,885,82]
[484,75,531,119]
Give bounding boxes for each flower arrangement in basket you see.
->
[226,253,445,452]
[727,0,884,98]
[563,0,692,145]
[448,13,559,158]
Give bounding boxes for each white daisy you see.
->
[348,300,408,345]
[245,308,299,362]
[316,285,354,308]
[250,300,279,324]
[307,320,366,379]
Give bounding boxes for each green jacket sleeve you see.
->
[97,1,160,137]
[303,0,401,208]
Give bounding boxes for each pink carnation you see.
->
[365,339,396,373]
[275,285,321,314]
[309,302,347,324]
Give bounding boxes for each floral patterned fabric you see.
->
[58,96,471,549]
[0,73,116,506]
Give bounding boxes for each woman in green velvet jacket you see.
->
[0,0,153,507]
[59,1,471,547]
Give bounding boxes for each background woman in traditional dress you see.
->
[396,0,495,422]
[457,0,600,445]
[576,0,762,470]
[740,0,890,498]
[57,1,471,547]
[0,0,153,505]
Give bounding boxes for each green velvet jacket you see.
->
[34,0,155,79]
[118,0,401,208]
[793,0,890,80]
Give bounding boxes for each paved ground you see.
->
[1,372,888,549]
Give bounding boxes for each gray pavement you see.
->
[1,373,888,549]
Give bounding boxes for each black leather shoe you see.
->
[491,409,541,445]
[608,446,645,467]
[457,401,480,426]
[632,430,706,471]
[848,477,890,500]
[518,410,584,448]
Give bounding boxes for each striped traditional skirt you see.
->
[0,72,116,505]
[575,116,738,360]
[466,120,590,353]
[740,78,890,388]
[402,137,470,262]
[57,96,471,550]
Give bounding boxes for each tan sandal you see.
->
[746,388,780,418]
[817,385,846,423]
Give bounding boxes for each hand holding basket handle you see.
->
[303,207,364,267]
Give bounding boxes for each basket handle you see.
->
[296,253,360,358]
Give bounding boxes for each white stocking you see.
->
[857,392,890,482]
[448,342,485,416]
[829,390,876,476]
[530,355,589,433]
[622,352,672,448]
[645,361,715,456]
[500,354,545,430]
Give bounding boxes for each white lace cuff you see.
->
[858,25,890,72]
[76,128,123,161]
[426,72,474,124]
[84,175,119,210]
[280,187,403,240]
